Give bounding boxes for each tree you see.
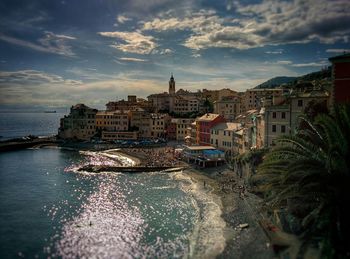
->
[255,105,350,258]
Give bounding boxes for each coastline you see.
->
[5,142,273,258]
[111,147,274,258]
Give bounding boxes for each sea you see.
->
[0,112,226,258]
[0,112,65,141]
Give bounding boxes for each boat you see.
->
[44,111,57,113]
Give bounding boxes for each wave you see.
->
[171,171,227,259]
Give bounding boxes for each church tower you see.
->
[169,73,175,95]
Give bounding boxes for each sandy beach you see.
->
[37,144,274,258]
[114,146,274,259]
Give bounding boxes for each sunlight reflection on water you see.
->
[45,151,193,258]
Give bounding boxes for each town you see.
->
[58,53,349,168]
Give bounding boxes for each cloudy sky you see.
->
[0,0,349,109]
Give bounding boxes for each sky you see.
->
[0,0,349,110]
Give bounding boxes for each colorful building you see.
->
[196,113,226,145]
[95,110,130,132]
[210,122,241,154]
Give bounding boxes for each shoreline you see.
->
[6,142,273,258]
[109,146,274,258]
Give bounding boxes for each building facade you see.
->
[210,122,241,154]
[329,53,350,105]
[150,113,170,138]
[213,96,242,121]
[95,110,130,132]
[170,118,195,141]
[243,88,285,111]
[196,113,226,145]
[129,108,151,138]
[58,104,97,140]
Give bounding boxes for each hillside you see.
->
[255,66,332,89]
[255,76,297,89]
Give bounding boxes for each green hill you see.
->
[255,66,332,89]
[255,76,297,89]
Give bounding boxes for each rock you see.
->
[239,223,249,229]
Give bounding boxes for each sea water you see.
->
[0,148,226,258]
[0,112,66,140]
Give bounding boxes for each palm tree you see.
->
[255,104,350,258]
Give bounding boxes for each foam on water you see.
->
[172,171,227,259]
[51,150,226,258]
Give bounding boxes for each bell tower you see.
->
[169,73,175,95]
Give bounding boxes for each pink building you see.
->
[196,113,226,145]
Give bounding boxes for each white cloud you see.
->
[291,62,327,67]
[266,60,328,67]
[158,48,173,55]
[0,70,81,85]
[0,69,165,107]
[276,60,293,65]
[0,31,76,57]
[326,48,350,53]
[265,50,283,54]
[118,57,147,62]
[98,31,157,54]
[140,0,350,50]
[142,10,222,33]
[117,15,132,24]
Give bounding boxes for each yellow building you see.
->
[129,108,151,138]
[171,118,195,141]
[96,110,130,132]
[213,96,242,121]
[150,113,170,138]
[210,122,241,154]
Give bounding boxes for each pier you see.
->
[0,137,58,152]
[78,165,186,173]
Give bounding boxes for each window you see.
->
[281,125,286,133]
[272,125,276,132]
[281,112,286,119]
[272,112,276,118]
[298,99,303,107]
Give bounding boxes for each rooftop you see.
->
[212,122,241,131]
[328,53,350,62]
[184,145,216,151]
[197,113,221,122]
[96,110,128,115]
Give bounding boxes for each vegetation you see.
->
[254,66,331,89]
[255,76,297,89]
[254,105,350,258]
